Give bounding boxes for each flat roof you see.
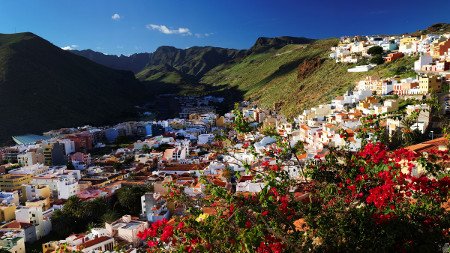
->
[12,134,50,145]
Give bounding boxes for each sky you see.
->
[1,0,449,55]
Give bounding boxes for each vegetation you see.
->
[370,54,384,65]
[116,185,150,215]
[135,46,244,84]
[51,185,151,238]
[71,49,150,73]
[367,46,383,55]
[201,39,418,118]
[0,32,143,145]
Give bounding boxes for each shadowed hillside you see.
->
[0,32,144,144]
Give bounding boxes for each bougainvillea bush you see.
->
[138,117,449,252]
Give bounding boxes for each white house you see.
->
[15,206,52,240]
[414,53,433,71]
[105,215,148,246]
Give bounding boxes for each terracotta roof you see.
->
[239,175,253,182]
[297,153,308,160]
[212,179,227,187]
[79,236,112,249]
[405,137,448,153]
[161,163,208,171]
[2,221,33,229]
[300,125,310,131]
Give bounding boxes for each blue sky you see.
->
[1,0,449,55]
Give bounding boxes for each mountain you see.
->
[201,38,416,118]
[71,49,150,73]
[137,46,245,83]
[0,32,144,145]
[72,46,245,84]
[136,63,194,84]
[410,23,450,36]
[248,36,316,54]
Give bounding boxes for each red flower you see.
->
[261,210,269,216]
[147,240,158,247]
[270,187,279,197]
[177,221,184,230]
[270,165,280,171]
[359,167,365,173]
[245,221,252,228]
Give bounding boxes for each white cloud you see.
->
[146,24,192,35]
[111,13,121,20]
[61,45,78,50]
[194,32,213,38]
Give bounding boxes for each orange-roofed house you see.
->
[405,137,448,154]
[384,52,404,63]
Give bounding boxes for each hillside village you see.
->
[0,31,449,252]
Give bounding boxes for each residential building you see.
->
[141,193,170,222]
[414,53,433,71]
[430,38,450,58]
[15,206,52,240]
[0,174,32,191]
[0,205,16,222]
[8,164,50,176]
[58,139,76,155]
[399,37,418,54]
[42,142,67,166]
[0,191,19,206]
[105,215,148,246]
[66,132,94,152]
[384,52,404,62]
[418,75,442,94]
[17,150,43,167]
[0,231,25,253]
[1,221,37,243]
[31,168,80,200]
[20,185,51,203]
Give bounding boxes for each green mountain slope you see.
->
[137,46,245,83]
[248,36,316,54]
[201,38,417,118]
[0,32,144,144]
[71,49,150,73]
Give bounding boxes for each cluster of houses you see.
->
[331,33,450,63]
[0,108,240,252]
[0,32,448,252]
[355,74,445,96]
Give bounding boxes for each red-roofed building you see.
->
[76,236,114,252]
[405,137,448,153]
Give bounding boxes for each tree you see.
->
[232,103,252,134]
[367,46,383,55]
[116,186,149,215]
[370,54,384,65]
[261,126,278,137]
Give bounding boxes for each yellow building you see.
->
[20,184,51,203]
[357,96,379,110]
[0,204,16,222]
[418,75,441,94]
[25,197,51,211]
[399,37,418,54]
[0,174,32,191]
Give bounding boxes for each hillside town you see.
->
[0,32,449,253]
